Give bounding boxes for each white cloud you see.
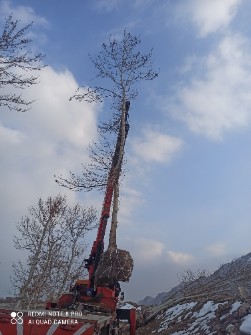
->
[131,128,183,163]
[178,55,198,74]
[25,67,98,148]
[119,186,144,226]
[0,123,26,145]
[167,250,194,264]
[0,64,102,297]
[0,0,48,27]
[177,0,242,37]
[133,0,154,9]
[0,65,100,240]
[205,243,227,256]
[169,33,251,139]
[132,238,164,262]
[95,0,124,11]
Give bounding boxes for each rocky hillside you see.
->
[138,292,168,306]
[134,252,251,334]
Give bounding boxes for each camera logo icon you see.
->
[10,311,23,324]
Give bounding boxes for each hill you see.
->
[138,292,168,306]
[134,252,251,334]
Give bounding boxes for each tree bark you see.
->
[109,181,119,249]
[108,99,127,249]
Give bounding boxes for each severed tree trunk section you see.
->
[108,98,127,250]
[95,99,134,285]
[108,181,119,249]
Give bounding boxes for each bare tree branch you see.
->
[57,30,158,192]
[0,14,45,112]
[12,195,97,308]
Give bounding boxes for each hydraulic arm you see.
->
[85,100,130,289]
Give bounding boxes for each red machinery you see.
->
[54,100,131,312]
[0,101,136,335]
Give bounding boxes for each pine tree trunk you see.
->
[95,99,134,286]
[108,98,127,249]
[109,181,119,249]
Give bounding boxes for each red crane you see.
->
[0,101,136,335]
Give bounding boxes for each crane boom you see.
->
[85,100,130,288]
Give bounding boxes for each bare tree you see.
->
[12,195,97,308]
[56,30,158,285]
[0,14,45,112]
[56,30,158,192]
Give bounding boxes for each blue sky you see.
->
[1,0,251,302]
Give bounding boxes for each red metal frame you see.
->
[86,179,114,289]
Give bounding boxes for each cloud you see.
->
[95,0,124,11]
[0,123,26,144]
[0,64,99,245]
[0,0,49,50]
[119,186,144,226]
[0,0,49,27]
[167,251,194,264]
[131,128,183,163]
[28,68,99,147]
[0,65,101,297]
[132,238,164,262]
[177,0,242,37]
[0,66,99,149]
[205,243,227,256]
[132,0,154,9]
[168,33,251,139]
